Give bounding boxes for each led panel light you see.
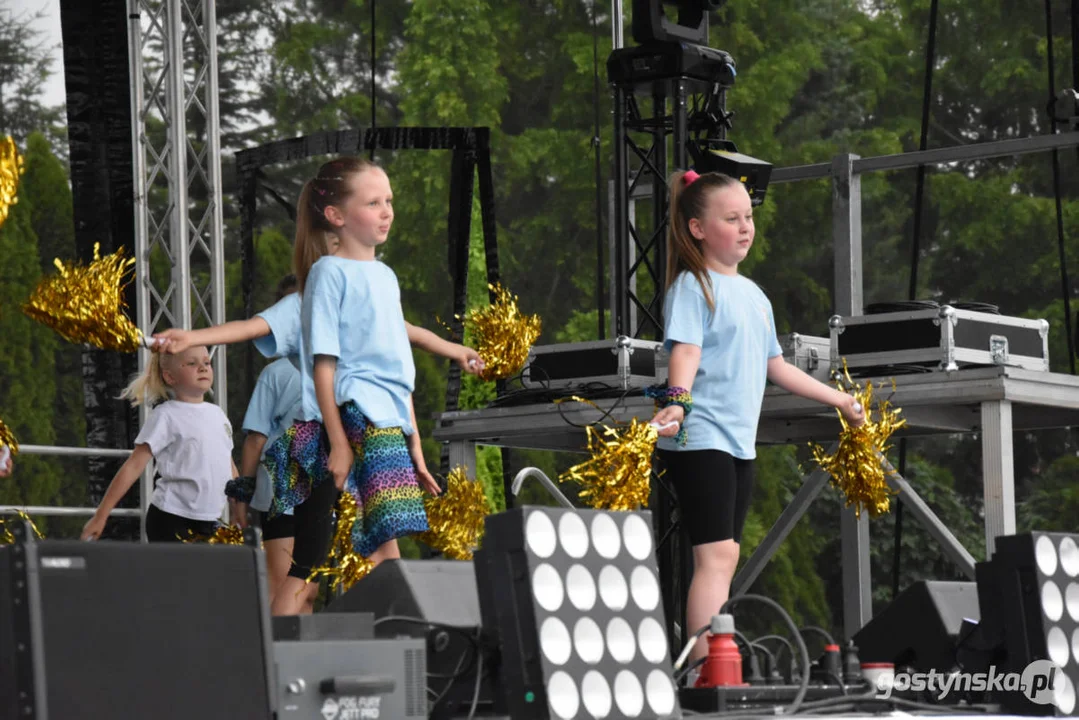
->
[979,531,1079,716]
[476,507,681,719]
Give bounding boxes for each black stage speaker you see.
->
[325,559,492,719]
[0,524,275,719]
[853,580,980,672]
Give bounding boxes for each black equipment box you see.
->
[0,524,275,720]
[829,306,1049,376]
[274,638,427,719]
[680,683,861,714]
[522,336,668,391]
[272,612,375,641]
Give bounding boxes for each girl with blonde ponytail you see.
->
[81,345,238,543]
[650,169,867,670]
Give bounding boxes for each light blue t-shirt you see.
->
[656,270,783,459]
[254,293,301,365]
[300,256,415,433]
[242,357,302,512]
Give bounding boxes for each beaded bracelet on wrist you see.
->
[644,384,693,446]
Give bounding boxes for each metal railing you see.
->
[1,445,142,528]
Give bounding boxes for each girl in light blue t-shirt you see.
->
[267,157,440,615]
[650,170,866,667]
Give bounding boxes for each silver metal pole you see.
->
[832,151,871,638]
[204,0,228,416]
[18,445,131,458]
[166,0,192,330]
[0,507,142,518]
[128,0,151,542]
[612,0,623,49]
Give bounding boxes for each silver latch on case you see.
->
[990,335,1009,365]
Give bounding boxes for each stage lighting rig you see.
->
[632,0,729,45]
[475,507,682,719]
[688,137,773,206]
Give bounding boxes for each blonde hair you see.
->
[666,171,744,312]
[294,156,381,292]
[121,352,176,407]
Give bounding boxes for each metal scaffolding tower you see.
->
[127,0,227,521]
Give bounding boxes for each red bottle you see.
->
[697,614,749,688]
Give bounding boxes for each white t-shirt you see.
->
[136,400,234,521]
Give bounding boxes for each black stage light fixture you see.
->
[971,532,1079,716]
[688,138,773,207]
[476,507,681,719]
[632,0,728,45]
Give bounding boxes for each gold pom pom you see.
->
[307,491,375,593]
[182,524,246,545]
[418,466,490,560]
[0,417,18,455]
[810,366,906,518]
[464,283,541,381]
[1,510,45,545]
[22,243,146,353]
[0,136,23,229]
[559,413,658,511]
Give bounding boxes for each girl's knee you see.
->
[694,540,740,571]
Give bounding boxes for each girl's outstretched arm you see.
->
[81,444,154,540]
[154,317,271,354]
[405,322,484,375]
[766,356,865,426]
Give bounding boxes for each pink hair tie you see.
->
[683,169,701,186]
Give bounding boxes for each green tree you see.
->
[0,5,65,151]
[16,132,85,530]
[0,160,63,532]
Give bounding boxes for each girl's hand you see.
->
[327,442,353,491]
[81,513,107,541]
[457,346,485,375]
[650,405,685,438]
[838,394,866,427]
[229,500,249,529]
[415,466,442,496]
[152,328,193,354]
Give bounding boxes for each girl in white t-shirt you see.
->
[81,345,237,542]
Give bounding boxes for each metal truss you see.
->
[127,0,226,527]
[128,0,226,393]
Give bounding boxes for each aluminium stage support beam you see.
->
[128,0,227,531]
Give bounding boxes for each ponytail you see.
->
[293,181,330,293]
[121,352,171,407]
[665,170,744,313]
[293,156,382,292]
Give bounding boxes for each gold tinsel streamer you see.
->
[809,365,906,518]
[0,417,18,455]
[464,283,542,381]
[1,510,45,545]
[0,136,23,229]
[182,524,246,545]
[307,491,375,592]
[559,411,659,511]
[22,243,145,352]
[417,466,490,560]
